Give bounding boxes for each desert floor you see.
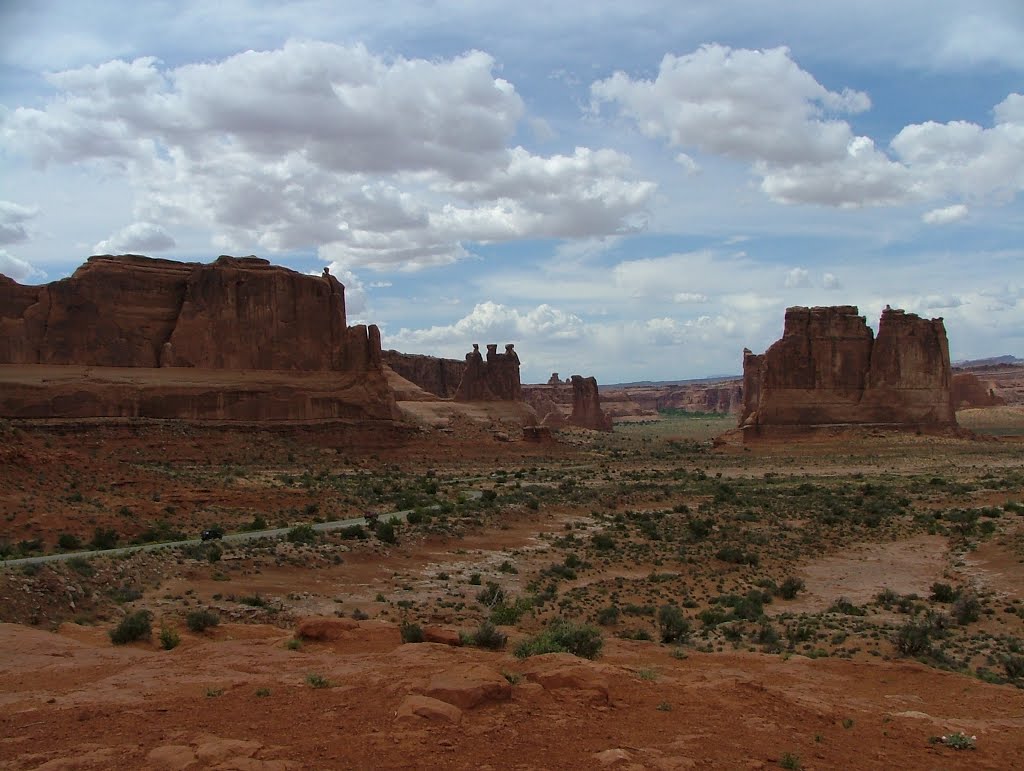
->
[2,409,1023,769]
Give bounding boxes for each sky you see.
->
[1,1,1022,384]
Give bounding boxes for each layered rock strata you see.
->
[381,350,466,398]
[741,306,955,429]
[0,255,395,421]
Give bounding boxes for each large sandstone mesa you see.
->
[381,350,466,398]
[454,343,522,401]
[741,305,955,430]
[0,255,395,421]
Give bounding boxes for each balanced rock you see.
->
[741,306,955,429]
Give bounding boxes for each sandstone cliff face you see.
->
[454,344,522,402]
[742,306,955,428]
[0,255,381,372]
[0,255,395,421]
[382,350,466,398]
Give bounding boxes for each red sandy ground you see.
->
[2,619,1023,771]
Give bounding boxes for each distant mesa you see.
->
[523,374,612,432]
[951,372,1005,409]
[740,305,956,434]
[0,254,395,421]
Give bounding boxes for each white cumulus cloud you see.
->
[0,249,46,283]
[0,201,38,245]
[591,44,1024,210]
[2,41,654,270]
[784,267,811,288]
[922,204,969,225]
[94,222,176,253]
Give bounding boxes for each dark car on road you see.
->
[201,527,225,541]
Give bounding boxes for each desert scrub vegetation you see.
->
[110,609,152,644]
[514,618,603,660]
[185,608,220,633]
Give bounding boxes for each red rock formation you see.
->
[454,343,522,402]
[568,375,612,431]
[0,255,396,421]
[741,306,955,429]
[522,376,612,431]
[381,350,466,398]
[0,255,382,371]
[951,372,1005,409]
[521,386,569,428]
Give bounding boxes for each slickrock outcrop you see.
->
[568,375,613,431]
[951,372,1005,409]
[381,350,466,398]
[454,343,522,402]
[741,306,955,430]
[0,255,396,421]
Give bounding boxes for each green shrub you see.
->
[400,621,425,643]
[929,583,958,603]
[952,593,981,625]
[110,610,152,644]
[91,527,119,550]
[596,606,620,626]
[715,546,758,566]
[893,620,932,656]
[185,608,220,633]
[489,598,531,626]
[375,520,397,544]
[514,618,603,660]
[777,576,805,600]
[58,533,82,551]
[476,582,506,607]
[656,605,690,644]
[159,626,181,650]
[67,556,95,577]
[306,673,332,688]
[339,524,367,540]
[286,523,318,544]
[465,620,507,650]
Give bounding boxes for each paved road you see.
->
[0,511,410,569]
[2,489,486,569]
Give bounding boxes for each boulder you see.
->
[422,626,463,647]
[424,664,512,709]
[520,653,610,703]
[396,694,463,723]
[295,617,360,641]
